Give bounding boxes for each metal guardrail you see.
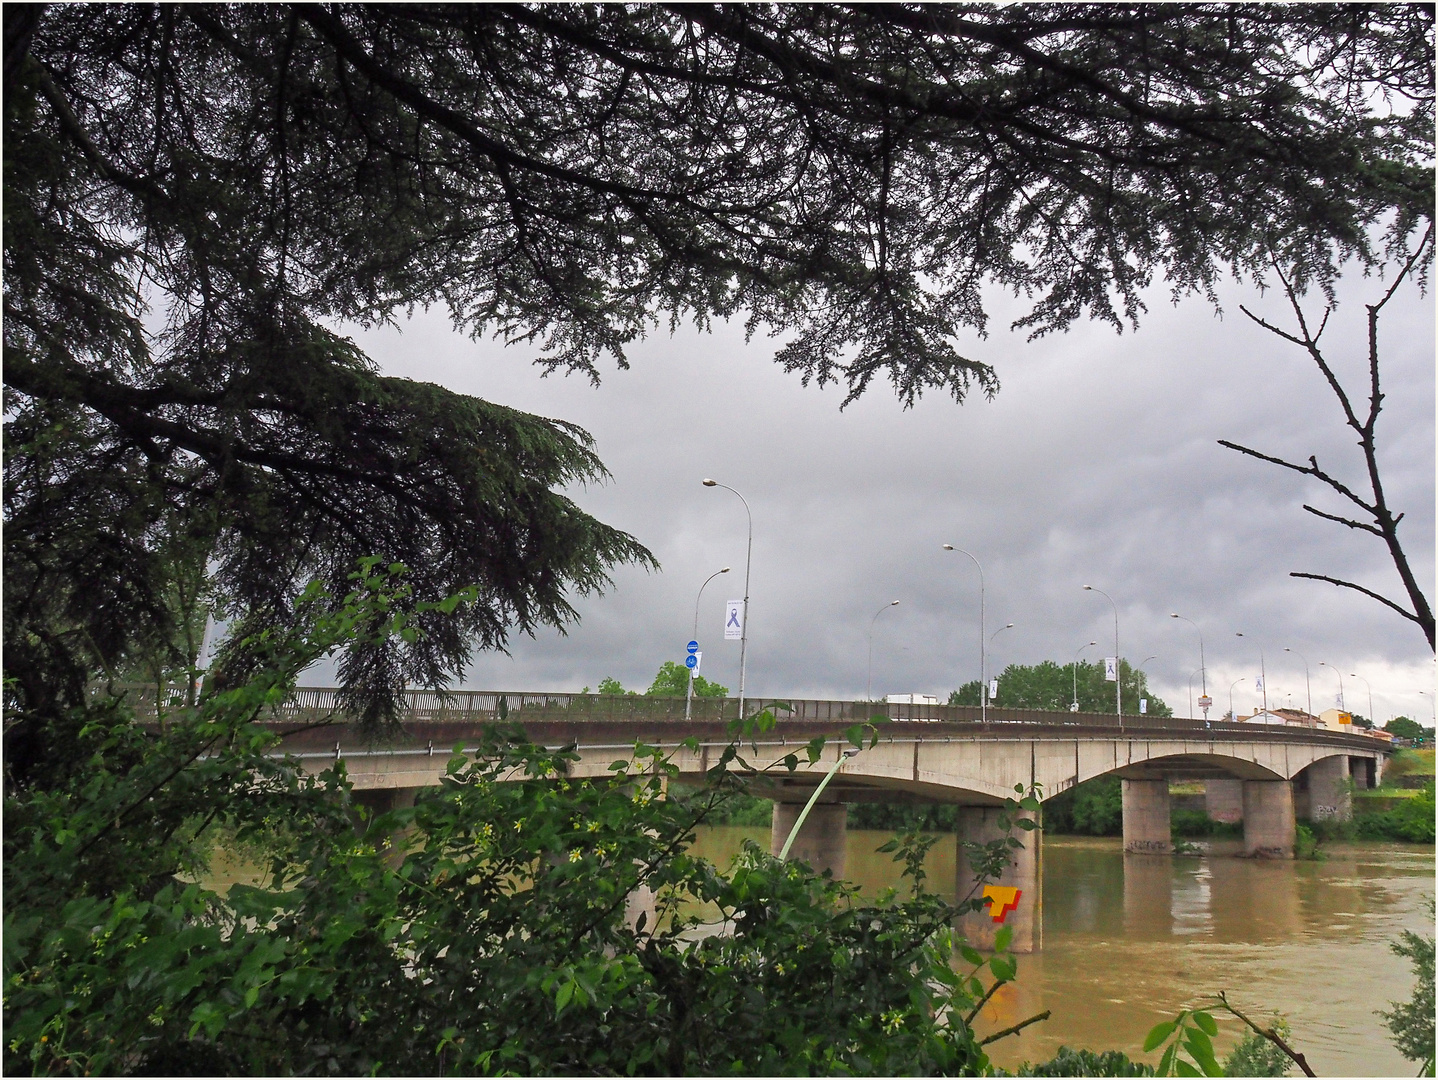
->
[111,684,1392,746]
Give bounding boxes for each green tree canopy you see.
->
[1385,716,1430,743]
[950,659,1173,716]
[5,3,1431,768]
[647,660,728,699]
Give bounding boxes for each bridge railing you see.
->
[105,684,1391,744]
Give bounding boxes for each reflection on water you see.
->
[689,828,1435,1077]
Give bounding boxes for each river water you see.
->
[203,826,1432,1075]
[689,828,1435,1076]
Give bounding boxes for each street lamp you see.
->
[1319,661,1345,712]
[1284,647,1312,718]
[686,566,730,722]
[867,600,901,703]
[1084,586,1121,717]
[1229,676,1246,722]
[1072,641,1097,711]
[943,545,987,722]
[1349,672,1374,727]
[1170,614,1208,721]
[987,622,1015,703]
[703,479,753,720]
[1235,633,1268,718]
[778,746,862,861]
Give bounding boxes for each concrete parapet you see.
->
[1204,779,1245,824]
[770,801,848,879]
[1303,756,1351,822]
[955,806,1041,954]
[1242,781,1295,858]
[1121,779,1172,854]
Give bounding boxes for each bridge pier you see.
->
[1204,779,1245,824]
[1121,779,1172,854]
[1242,781,1295,858]
[1303,756,1351,821]
[771,801,848,878]
[955,806,1041,954]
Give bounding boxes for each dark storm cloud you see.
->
[344,271,1434,725]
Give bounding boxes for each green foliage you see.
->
[1143,1008,1224,1077]
[597,677,634,696]
[1293,824,1327,861]
[1379,902,1436,1076]
[1043,777,1123,836]
[1019,1047,1155,1076]
[850,803,962,833]
[1222,1020,1293,1077]
[646,660,727,699]
[1386,717,1433,744]
[951,661,1171,716]
[5,580,1044,1077]
[1171,810,1243,839]
[1384,749,1436,782]
[1354,783,1437,843]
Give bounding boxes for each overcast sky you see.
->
[340,267,1434,726]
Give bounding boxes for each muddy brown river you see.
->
[204,827,1433,1075]
[688,828,1435,1076]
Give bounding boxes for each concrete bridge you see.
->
[262,689,1390,952]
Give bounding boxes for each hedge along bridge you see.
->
[238,688,1389,954]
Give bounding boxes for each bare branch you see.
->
[1217,441,1377,516]
[979,1010,1051,1047]
[1289,573,1421,624]
[1215,992,1316,1078]
[1300,504,1383,536]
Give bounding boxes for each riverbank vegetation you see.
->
[6,577,1057,1075]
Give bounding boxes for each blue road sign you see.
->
[686,640,699,654]
[685,654,699,669]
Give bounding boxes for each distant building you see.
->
[1318,708,1354,732]
[1242,708,1319,726]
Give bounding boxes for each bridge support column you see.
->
[1242,781,1295,858]
[1304,757,1351,821]
[1121,780,1172,854]
[955,806,1041,954]
[351,787,419,865]
[771,801,848,879]
[1204,779,1245,824]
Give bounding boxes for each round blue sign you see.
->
[686,640,699,654]
[685,654,698,669]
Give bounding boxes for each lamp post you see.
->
[1170,614,1207,721]
[867,600,901,702]
[1187,667,1203,719]
[942,545,986,722]
[703,479,753,720]
[1349,671,1374,727]
[1236,633,1267,718]
[1229,676,1245,721]
[1072,641,1097,711]
[1084,586,1121,717]
[779,747,862,861]
[1319,661,1345,712]
[1284,647,1312,718]
[686,566,730,722]
[987,622,1015,703]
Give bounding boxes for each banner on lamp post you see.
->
[1104,657,1118,681]
[723,600,743,640]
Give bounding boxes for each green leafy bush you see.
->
[1379,902,1435,1076]
[5,575,1045,1076]
[1018,1046,1155,1075]
[1222,1020,1293,1076]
